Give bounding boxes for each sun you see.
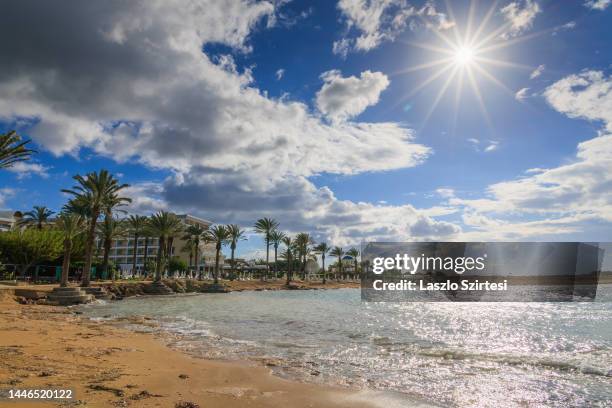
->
[454,46,475,66]
[392,0,544,131]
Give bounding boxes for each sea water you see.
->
[81,287,612,407]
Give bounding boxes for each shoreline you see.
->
[0,293,424,408]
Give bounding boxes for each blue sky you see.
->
[0,0,611,258]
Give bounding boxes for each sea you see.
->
[80,287,612,407]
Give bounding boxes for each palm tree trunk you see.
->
[214,246,221,285]
[61,239,72,287]
[263,237,269,282]
[104,235,112,280]
[82,209,99,287]
[155,236,165,282]
[273,244,278,279]
[132,233,139,277]
[322,255,326,284]
[143,237,149,277]
[194,244,200,280]
[230,246,236,280]
[286,255,292,285]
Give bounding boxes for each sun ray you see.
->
[466,66,494,133]
[390,57,453,77]
[391,62,455,110]
[444,0,463,45]
[464,0,478,45]
[397,39,456,56]
[419,66,459,131]
[451,68,466,135]
[477,26,560,54]
[474,56,534,71]
[471,63,518,100]
[468,0,499,45]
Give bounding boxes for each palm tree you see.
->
[96,217,127,280]
[330,246,345,281]
[227,224,246,280]
[0,130,35,169]
[206,225,230,285]
[99,192,131,277]
[281,236,295,285]
[127,215,147,276]
[295,233,313,280]
[56,213,84,287]
[62,170,130,287]
[314,242,330,284]
[20,206,54,229]
[147,211,183,282]
[347,248,360,280]
[182,224,206,279]
[253,218,279,281]
[141,223,152,278]
[269,230,286,279]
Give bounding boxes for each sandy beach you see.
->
[0,285,386,408]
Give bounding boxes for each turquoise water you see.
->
[81,288,612,407]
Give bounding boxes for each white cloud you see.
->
[500,0,541,39]
[0,0,447,246]
[0,188,16,208]
[5,161,51,179]
[515,87,530,101]
[543,70,612,131]
[315,70,390,122]
[484,141,500,152]
[466,138,500,153]
[334,0,454,56]
[448,70,612,239]
[127,172,461,246]
[275,68,285,80]
[529,64,545,79]
[584,0,611,10]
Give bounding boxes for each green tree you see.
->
[253,217,279,281]
[0,229,63,277]
[347,248,360,280]
[182,224,206,279]
[0,130,35,169]
[96,216,127,280]
[168,256,188,275]
[295,233,313,280]
[281,236,295,285]
[330,246,345,281]
[147,211,183,282]
[269,230,286,278]
[56,213,84,287]
[20,206,54,230]
[227,224,246,280]
[62,170,130,286]
[206,225,230,285]
[314,242,330,284]
[127,215,147,276]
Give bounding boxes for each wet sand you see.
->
[0,291,397,408]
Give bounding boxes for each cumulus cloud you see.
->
[515,87,530,101]
[449,70,612,239]
[0,0,450,245]
[315,70,390,122]
[275,68,285,80]
[0,188,16,208]
[529,64,545,79]
[500,0,540,39]
[584,0,611,10]
[5,162,51,179]
[125,170,460,246]
[334,0,453,56]
[544,70,612,132]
